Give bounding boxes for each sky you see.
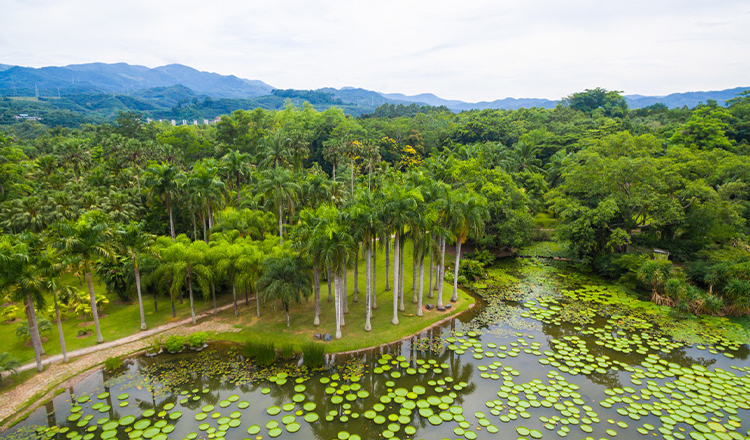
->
[1,0,749,102]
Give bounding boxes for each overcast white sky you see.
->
[1,0,749,102]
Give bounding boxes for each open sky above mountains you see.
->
[2,0,749,102]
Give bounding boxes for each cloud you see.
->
[1,0,748,101]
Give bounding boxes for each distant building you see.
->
[193,120,198,125]
[14,114,43,121]
[203,119,209,125]
[171,120,176,126]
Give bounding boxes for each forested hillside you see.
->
[1,88,750,370]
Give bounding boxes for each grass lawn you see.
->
[0,272,228,365]
[208,240,475,353]
[533,211,558,229]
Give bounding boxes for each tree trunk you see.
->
[285,305,290,328]
[231,281,238,316]
[429,251,435,298]
[412,255,418,304]
[170,293,176,318]
[86,269,104,343]
[201,211,207,244]
[245,284,249,305]
[365,246,372,331]
[392,233,400,325]
[154,289,158,312]
[437,236,446,308]
[343,269,349,315]
[384,237,390,291]
[167,195,175,241]
[372,239,377,309]
[278,205,284,245]
[192,212,197,241]
[255,282,261,318]
[208,203,214,229]
[212,282,218,314]
[417,255,424,317]
[313,266,321,326]
[54,295,68,362]
[353,245,359,302]
[26,295,44,372]
[452,239,461,302]
[334,272,342,339]
[399,240,405,312]
[326,265,333,302]
[188,277,196,325]
[134,262,146,330]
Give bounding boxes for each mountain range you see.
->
[1,62,748,127]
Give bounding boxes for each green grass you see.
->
[0,271,230,365]
[533,211,558,229]
[210,240,475,353]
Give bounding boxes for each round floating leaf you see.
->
[247,425,261,435]
[304,412,319,423]
[267,406,281,415]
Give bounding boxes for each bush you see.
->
[104,356,123,371]
[164,335,186,352]
[458,258,485,281]
[16,317,52,340]
[281,343,295,360]
[3,305,18,322]
[148,338,162,354]
[78,327,92,337]
[187,332,208,348]
[302,342,325,368]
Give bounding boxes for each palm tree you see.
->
[449,193,489,302]
[57,211,114,344]
[383,185,423,325]
[143,163,182,240]
[312,205,353,339]
[0,353,21,383]
[259,167,300,245]
[188,160,225,231]
[349,190,380,331]
[161,240,212,325]
[221,149,252,202]
[258,255,312,327]
[258,130,293,170]
[0,233,49,372]
[500,142,544,174]
[117,221,156,330]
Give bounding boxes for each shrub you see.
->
[280,343,295,360]
[148,338,162,354]
[3,305,18,322]
[16,317,52,340]
[458,258,485,281]
[77,327,92,337]
[302,342,325,368]
[164,335,186,352]
[104,356,123,371]
[0,353,20,383]
[472,250,496,267]
[188,332,208,348]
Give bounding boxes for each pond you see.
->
[3,258,750,440]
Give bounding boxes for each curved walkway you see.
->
[0,301,245,430]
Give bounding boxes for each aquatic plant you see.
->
[187,331,208,349]
[256,341,277,366]
[280,342,294,360]
[302,342,325,367]
[103,355,122,371]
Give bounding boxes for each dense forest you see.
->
[1,87,750,372]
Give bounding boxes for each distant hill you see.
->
[0,62,274,98]
[1,61,749,127]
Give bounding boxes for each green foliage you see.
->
[103,355,123,371]
[3,305,19,322]
[187,332,208,348]
[564,87,628,117]
[15,317,51,340]
[148,338,162,354]
[0,352,20,381]
[301,342,326,368]
[164,334,186,352]
[242,340,277,366]
[280,343,294,360]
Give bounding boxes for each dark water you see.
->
[4,260,750,440]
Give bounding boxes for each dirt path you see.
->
[0,302,245,431]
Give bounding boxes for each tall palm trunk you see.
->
[188,277,196,325]
[278,205,284,245]
[412,252,418,304]
[255,282,261,318]
[437,236,446,308]
[392,232,400,325]
[343,270,349,315]
[353,245,359,302]
[26,295,44,372]
[341,271,347,324]
[326,265,333,302]
[231,281,238,315]
[452,239,462,302]
[167,195,175,241]
[134,261,146,330]
[384,238,390,291]
[170,293,176,317]
[371,239,377,309]
[334,272,342,339]
[86,268,104,343]
[365,246,372,331]
[429,248,434,298]
[399,241,405,311]
[313,266,321,326]
[192,212,197,241]
[54,295,68,362]
[417,255,424,317]
[201,211,207,244]
[285,303,290,327]
[208,204,214,229]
